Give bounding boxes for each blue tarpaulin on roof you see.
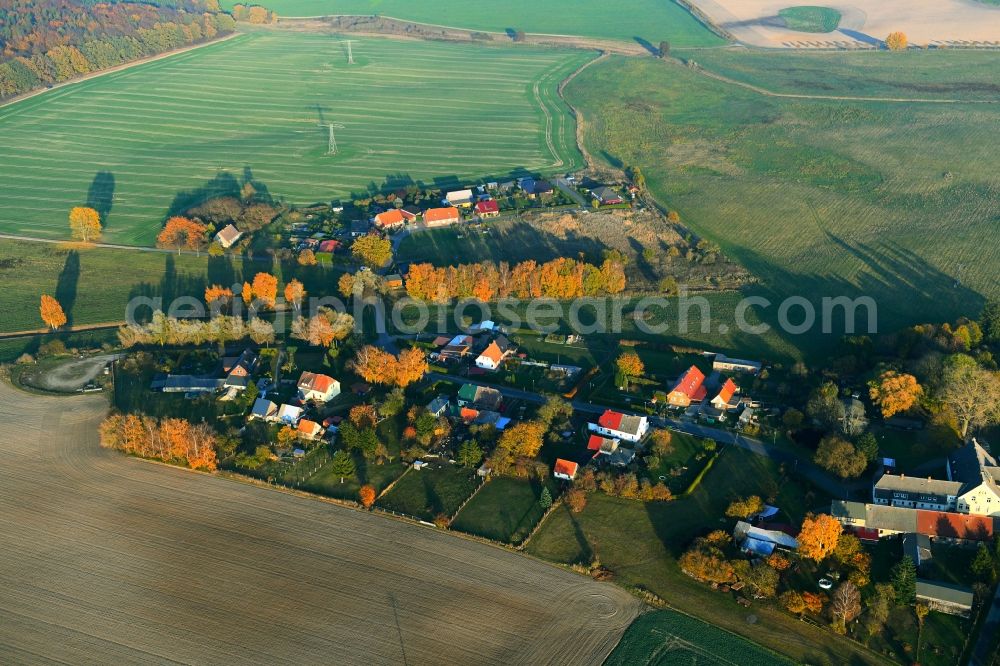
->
[742,537,776,557]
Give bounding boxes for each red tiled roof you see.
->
[554,458,579,478]
[475,200,499,214]
[399,208,418,220]
[714,378,738,404]
[297,419,321,435]
[424,207,460,223]
[671,366,706,399]
[478,341,504,364]
[587,435,606,451]
[298,371,337,395]
[598,409,624,430]
[318,239,340,252]
[917,510,993,540]
[460,407,479,422]
[374,209,405,227]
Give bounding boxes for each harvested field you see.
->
[686,0,1000,48]
[0,381,641,664]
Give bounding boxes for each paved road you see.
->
[554,178,588,208]
[428,371,865,500]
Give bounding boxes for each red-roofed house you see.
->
[710,378,739,410]
[475,340,511,371]
[374,208,406,230]
[297,419,323,441]
[917,510,993,542]
[554,458,579,481]
[587,434,619,457]
[297,372,341,403]
[400,206,420,222]
[424,207,461,227]
[668,366,707,407]
[318,239,341,253]
[459,407,480,423]
[475,200,500,218]
[215,224,243,249]
[589,409,649,443]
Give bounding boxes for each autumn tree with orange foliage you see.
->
[351,345,398,385]
[68,206,102,242]
[290,308,354,348]
[798,513,843,562]
[351,234,392,268]
[250,272,278,309]
[100,414,217,471]
[565,488,587,513]
[241,281,254,306]
[395,348,429,387]
[359,484,376,509]
[298,249,317,266]
[885,31,907,50]
[616,351,644,389]
[349,404,378,429]
[869,370,922,418]
[39,294,67,329]
[157,216,207,254]
[205,284,233,306]
[284,279,306,311]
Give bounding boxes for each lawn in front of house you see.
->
[376,463,480,521]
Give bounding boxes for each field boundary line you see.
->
[0,321,124,341]
[557,52,611,171]
[0,32,244,111]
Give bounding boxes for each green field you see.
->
[777,6,841,33]
[0,30,587,245]
[222,0,725,47]
[607,609,790,666]
[0,239,345,334]
[567,55,1000,331]
[451,476,554,543]
[689,48,1000,101]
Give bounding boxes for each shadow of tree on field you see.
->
[166,172,241,219]
[55,250,80,327]
[87,171,115,228]
[633,37,659,56]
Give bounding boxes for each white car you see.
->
[818,578,833,590]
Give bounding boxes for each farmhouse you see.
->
[297,372,341,403]
[297,419,323,441]
[318,239,341,253]
[384,274,404,289]
[457,383,503,411]
[831,499,995,544]
[916,580,974,617]
[475,200,500,218]
[424,207,461,227]
[475,337,512,371]
[591,186,623,205]
[374,208,406,231]
[250,398,278,421]
[426,395,449,417]
[667,366,707,408]
[712,353,762,375]
[215,224,242,249]
[350,219,369,237]
[710,378,739,411]
[446,189,474,208]
[223,348,257,379]
[589,409,648,443]
[553,458,579,481]
[733,520,799,556]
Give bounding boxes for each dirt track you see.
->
[0,382,641,664]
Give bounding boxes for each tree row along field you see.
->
[566,54,1000,331]
[0,381,641,664]
[222,0,725,47]
[0,31,587,246]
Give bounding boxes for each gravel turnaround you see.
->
[0,382,640,664]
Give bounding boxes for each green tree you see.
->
[891,557,917,605]
[457,440,483,468]
[329,450,356,483]
[855,432,879,462]
[539,486,553,509]
[981,299,1000,344]
[659,40,670,58]
[971,542,997,582]
[537,395,573,427]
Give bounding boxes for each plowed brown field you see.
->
[0,382,640,664]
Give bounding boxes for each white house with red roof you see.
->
[710,378,739,410]
[214,224,242,249]
[297,419,323,441]
[373,208,406,231]
[667,365,707,408]
[554,458,579,481]
[589,409,649,443]
[474,199,500,218]
[297,371,341,403]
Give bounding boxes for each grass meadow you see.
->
[451,475,555,543]
[0,31,587,245]
[567,54,1000,331]
[222,0,725,47]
